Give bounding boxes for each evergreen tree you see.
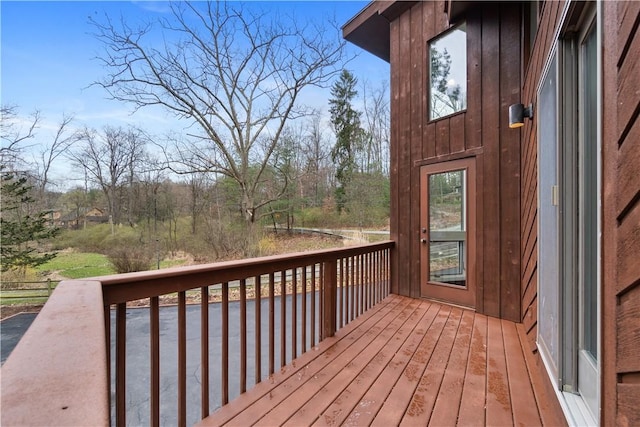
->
[0,170,59,274]
[329,69,362,213]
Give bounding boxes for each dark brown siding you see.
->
[603,2,640,425]
[388,1,522,320]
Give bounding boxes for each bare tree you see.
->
[91,1,347,229]
[361,80,390,176]
[1,106,40,169]
[70,126,147,229]
[35,113,78,199]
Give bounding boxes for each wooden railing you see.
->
[0,241,393,427]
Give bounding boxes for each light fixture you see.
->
[509,103,534,128]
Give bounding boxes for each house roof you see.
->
[342,1,474,62]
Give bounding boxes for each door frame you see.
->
[419,157,476,308]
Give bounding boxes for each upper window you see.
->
[429,23,467,120]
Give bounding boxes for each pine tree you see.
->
[0,170,59,274]
[329,69,362,213]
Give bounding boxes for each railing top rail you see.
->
[0,280,109,426]
[99,241,394,305]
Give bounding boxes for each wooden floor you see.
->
[199,294,564,426]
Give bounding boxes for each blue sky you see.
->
[1,1,388,184]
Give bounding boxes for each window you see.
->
[428,169,466,285]
[537,5,599,424]
[429,23,467,120]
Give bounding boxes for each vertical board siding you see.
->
[498,3,522,321]
[388,1,521,321]
[479,5,501,318]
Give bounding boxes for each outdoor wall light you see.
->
[508,103,534,128]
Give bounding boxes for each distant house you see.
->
[58,207,109,229]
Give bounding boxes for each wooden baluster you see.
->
[116,303,126,427]
[178,291,186,427]
[269,272,275,375]
[221,282,229,405]
[150,296,160,427]
[280,270,286,368]
[311,264,316,347]
[322,260,337,338]
[291,268,297,359]
[301,266,307,354]
[255,275,262,385]
[240,279,247,394]
[200,287,209,419]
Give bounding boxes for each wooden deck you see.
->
[199,294,565,426]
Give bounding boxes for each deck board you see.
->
[198,295,565,427]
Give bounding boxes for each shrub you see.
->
[106,246,153,274]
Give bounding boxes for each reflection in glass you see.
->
[429,23,467,120]
[429,170,466,286]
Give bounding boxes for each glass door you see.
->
[420,158,476,308]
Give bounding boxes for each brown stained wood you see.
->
[390,17,401,296]
[0,281,109,427]
[399,307,464,426]
[480,6,501,318]
[617,202,640,294]
[501,320,542,426]
[100,242,393,305]
[465,14,482,149]
[292,268,297,359]
[450,113,465,154]
[499,2,522,322]
[617,383,640,426]
[435,118,450,157]
[178,291,187,427]
[424,122,437,159]
[423,2,436,160]
[427,309,474,425]
[279,300,425,426]
[618,2,640,66]
[200,296,565,427]
[302,267,307,352]
[475,154,485,315]
[516,324,567,427]
[339,259,344,328]
[457,313,487,426]
[255,276,262,384]
[150,296,160,427]
[200,288,209,420]
[116,302,127,427]
[281,270,287,368]
[396,9,413,298]
[313,301,438,427]
[221,283,229,405]
[203,297,405,427]
[240,279,247,394]
[311,265,317,347]
[409,3,426,301]
[370,304,453,426]
[617,120,640,218]
[616,288,640,373]
[269,272,275,376]
[323,261,337,339]
[616,22,640,143]
[485,316,512,426]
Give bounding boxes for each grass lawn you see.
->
[37,252,115,279]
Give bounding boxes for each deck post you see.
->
[322,260,337,338]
